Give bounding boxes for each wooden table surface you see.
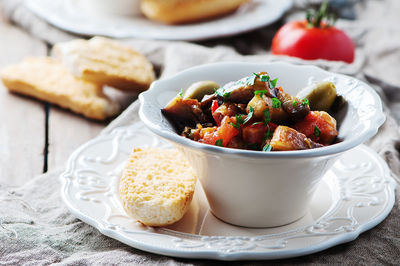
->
[0,10,105,187]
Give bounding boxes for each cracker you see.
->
[52,37,156,91]
[119,148,197,226]
[0,57,120,120]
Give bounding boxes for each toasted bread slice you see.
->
[0,57,119,120]
[119,148,197,226]
[52,37,156,91]
[141,0,249,24]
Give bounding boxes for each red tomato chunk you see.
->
[293,111,338,145]
[200,116,239,147]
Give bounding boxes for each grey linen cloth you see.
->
[1,0,400,265]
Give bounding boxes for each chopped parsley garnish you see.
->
[263,144,272,152]
[260,74,270,82]
[263,109,271,125]
[215,139,224,147]
[229,115,242,129]
[228,122,240,129]
[214,87,223,96]
[214,88,230,98]
[264,127,273,139]
[314,126,321,138]
[302,98,309,106]
[236,114,245,125]
[246,73,277,89]
[229,107,254,129]
[254,90,268,97]
[269,78,278,89]
[178,89,183,98]
[272,98,282,109]
[292,100,298,107]
[243,106,254,124]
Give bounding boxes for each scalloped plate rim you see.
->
[60,114,396,261]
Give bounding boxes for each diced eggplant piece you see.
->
[270,126,309,151]
[221,103,241,117]
[219,81,254,103]
[307,138,325,149]
[237,103,247,113]
[270,126,323,151]
[162,96,207,132]
[247,95,289,123]
[217,72,274,104]
[282,100,310,122]
[330,95,347,114]
[264,96,290,123]
[183,81,220,101]
[278,90,310,122]
[212,102,242,125]
[226,136,247,149]
[252,72,275,97]
[296,81,337,111]
[242,123,267,145]
[277,89,293,103]
[247,95,266,119]
[200,93,217,109]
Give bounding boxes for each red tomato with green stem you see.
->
[271,2,355,63]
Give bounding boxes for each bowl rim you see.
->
[139,61,386,159]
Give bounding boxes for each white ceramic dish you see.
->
[60,106,396,260]
[139,62,386,227]
[25,0,292,40]
[82,0,141,16]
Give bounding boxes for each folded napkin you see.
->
[1,0,400,265]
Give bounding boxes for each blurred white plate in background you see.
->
[25,0,293,41]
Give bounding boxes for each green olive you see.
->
[296,81,337,111]
[182,81,220,101]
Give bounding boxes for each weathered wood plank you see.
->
[47,86,138,170]
[47,108,105,171]
[0,21,47,186]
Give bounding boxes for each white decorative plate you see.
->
[60,103,396,261]
[25,0,292,41]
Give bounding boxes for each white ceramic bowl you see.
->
[139,62,385,228]
[82,0,141,16]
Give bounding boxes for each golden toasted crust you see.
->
[0,57,120,120]
[119,148,197,227]
[140,0,249,24]
[52,37,156,91]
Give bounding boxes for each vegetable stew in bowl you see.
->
[162,72,342,152]
[139,62,385,227]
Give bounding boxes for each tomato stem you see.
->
[306,2,337,28]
